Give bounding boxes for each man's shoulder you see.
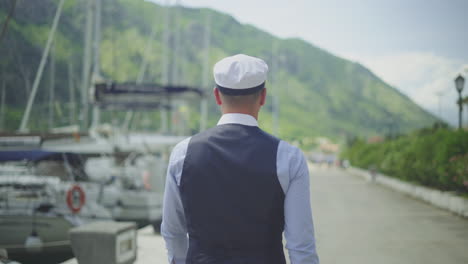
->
[277,140,303,157]
[278,139,296,150]
[255,127,281,143]
[174,136,192,147]
[253,129,305,162]
[171,137,192,157]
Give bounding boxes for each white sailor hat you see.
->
[213,54,269,95]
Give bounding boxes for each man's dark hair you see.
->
[219,88,264,107]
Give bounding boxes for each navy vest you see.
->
[180,124,286,264]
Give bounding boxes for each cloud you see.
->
[347,52,466,126]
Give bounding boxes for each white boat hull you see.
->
[100,188,163,227]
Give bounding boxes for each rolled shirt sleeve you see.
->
[278,141,319,264]
[161,138,191,264]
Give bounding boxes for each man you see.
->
[161,54,319,264]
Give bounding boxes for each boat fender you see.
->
[66,185,86,214]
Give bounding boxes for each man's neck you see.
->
[222,109,258,120]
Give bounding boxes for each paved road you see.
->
[311,166,468,264]
[63,165,468,264]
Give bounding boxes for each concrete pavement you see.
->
[311,165,468,264]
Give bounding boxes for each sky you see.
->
[149,0,468,125]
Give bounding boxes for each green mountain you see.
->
[0,0,438,143]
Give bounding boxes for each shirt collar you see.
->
[217,113,259,127]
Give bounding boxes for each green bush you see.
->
[341,128,468,193]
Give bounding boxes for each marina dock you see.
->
[3,0,467,264]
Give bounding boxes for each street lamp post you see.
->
[454,74,465,130]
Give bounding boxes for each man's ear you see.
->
[214,87,223,105]
[259,88,267,106]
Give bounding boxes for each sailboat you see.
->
[39,0,205,231]
[40,81,204,230]
[7,0,205,246]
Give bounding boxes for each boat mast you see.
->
[80,0,94,132]
[160,0,171,133]
[68,61,76,125]
[48,41,56,129]
[91,0,102,128]
[170,0,180,87]
[0,75,5,130]
[18,0,66,132]
[169,0,182,134]
[199,10,211,132]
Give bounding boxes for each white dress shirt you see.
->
[161,113,319,264]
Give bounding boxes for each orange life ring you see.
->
[66,185,86,214]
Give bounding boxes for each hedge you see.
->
[341,127,468,193]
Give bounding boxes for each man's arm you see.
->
[281,143,319,264]
[161,138,191,264]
